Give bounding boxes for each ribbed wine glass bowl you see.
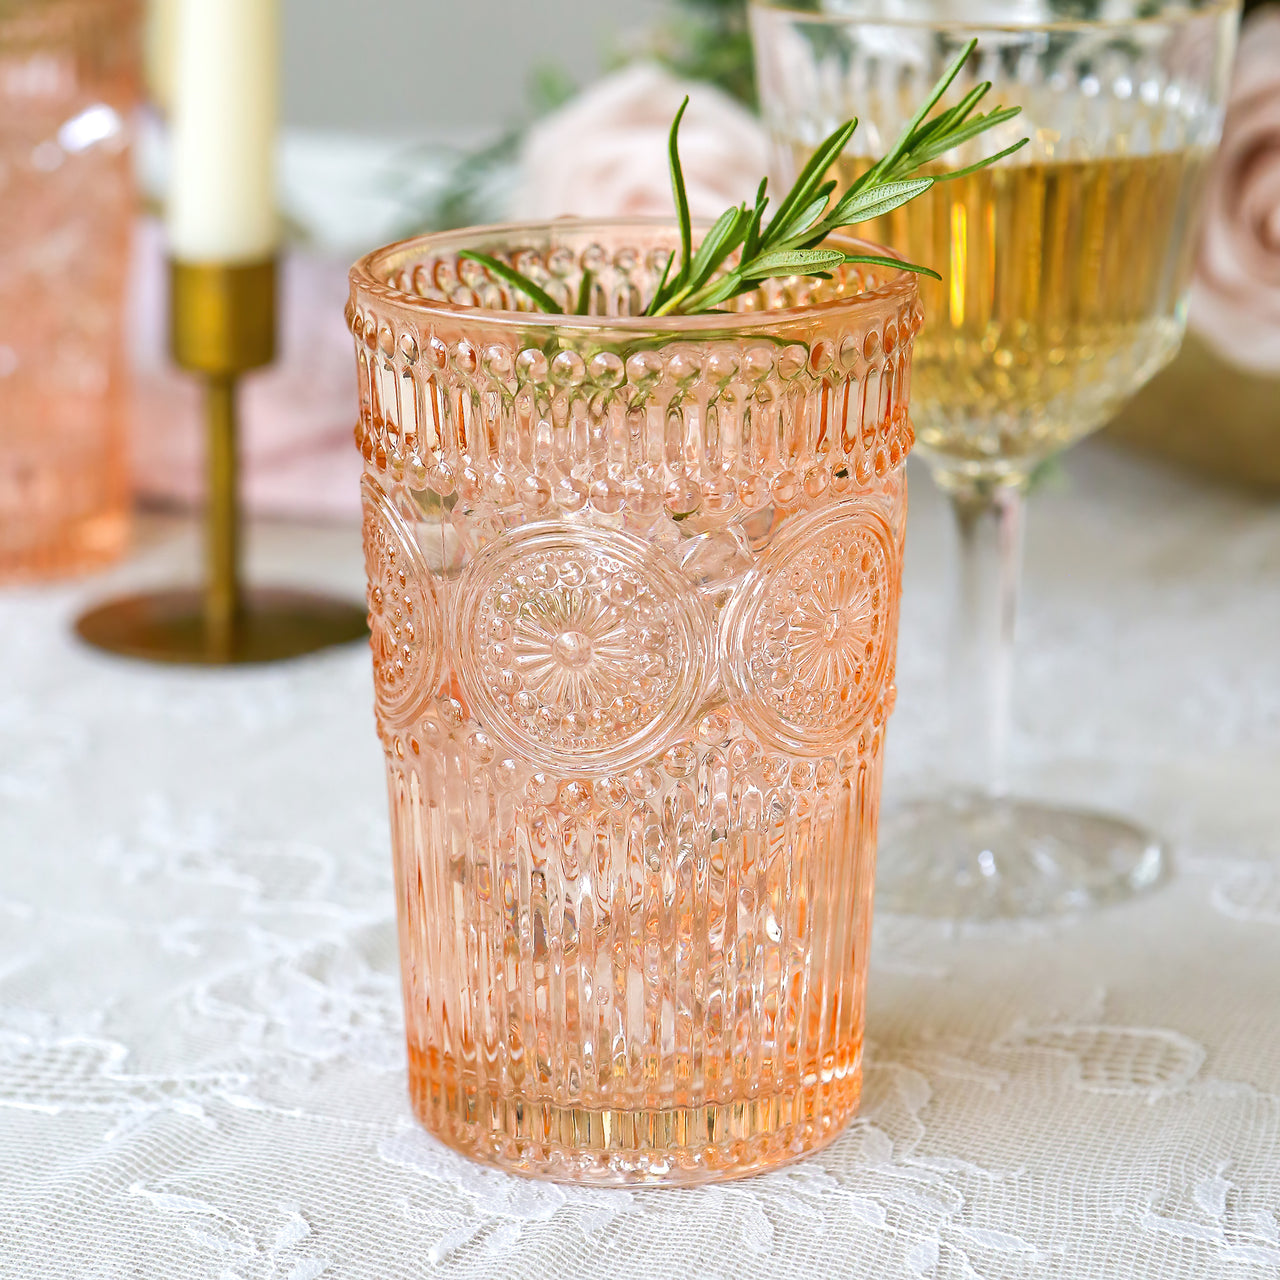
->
[348,220,919,1183]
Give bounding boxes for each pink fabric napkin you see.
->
[129,217,362,520]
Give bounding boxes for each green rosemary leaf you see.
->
[903,105,1024,171]
[651,205,752,315]
[777,181,838,244]
[908,79,993,150]
[575,267,595,316]
[684,269,747,311]
[765,118,857,239]
[929,135,1030,183]
[741,177,771,261]
[686,203,751,291]
[646,248,678,315]
[870,37,979,182]
[747,247,847,276]
[669,96,693,286]
[457,250,564,314]
[841,252,942,281]
[947,79,996,126]
[827,176,934,228]
[888,86,991,175]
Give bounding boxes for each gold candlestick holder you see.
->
[76,258,368,664]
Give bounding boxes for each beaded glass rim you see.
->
[749,0,1239,33]
[348,217,919,334]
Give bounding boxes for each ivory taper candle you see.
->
[144,0,177,114]
[167,0,279,263]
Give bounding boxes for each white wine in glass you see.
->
[753,0,1239,917]
[819,145,1213,472]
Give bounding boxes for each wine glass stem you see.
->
[944,479,1027,799]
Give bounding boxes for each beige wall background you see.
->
[280,0,662,138]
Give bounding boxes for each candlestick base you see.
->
[72,256,368,667]
[76,587,368,665]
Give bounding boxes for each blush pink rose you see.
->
[1190,9,1280,374]
[511,63,769,222]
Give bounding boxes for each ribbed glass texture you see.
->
[348,221,918,1183]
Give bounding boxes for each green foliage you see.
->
[652,0,757,108]
[389,62,578,235]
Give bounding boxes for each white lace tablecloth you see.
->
[3,443,1278,1279]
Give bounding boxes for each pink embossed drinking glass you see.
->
[348,220,919,1184]
[0,0,138,581]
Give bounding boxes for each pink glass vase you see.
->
[0,0,138,581]
[348,220,919,1184]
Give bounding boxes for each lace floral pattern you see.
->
[3,445,1280,1275]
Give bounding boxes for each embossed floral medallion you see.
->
[726,499,898,754]
[360,476,441,728]
[451,524,710,773]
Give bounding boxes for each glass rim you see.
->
[747,0,1239,34]
[349,216,919,335]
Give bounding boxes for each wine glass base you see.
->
[876,794,1168,920]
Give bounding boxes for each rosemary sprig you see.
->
[458,249,564,313]
[462,39,1026,319]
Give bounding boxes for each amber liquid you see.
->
[805,146,1212,479]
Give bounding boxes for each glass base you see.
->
[876,794,1168,919]
[408,1061,861,1186]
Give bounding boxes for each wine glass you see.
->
[750,0,1240,917]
